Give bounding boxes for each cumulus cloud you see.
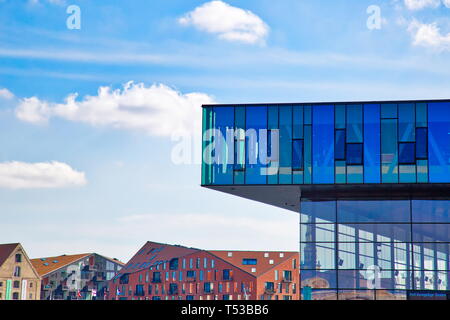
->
[15,82,215,137]
[408,19,450,51]
[0,161,86,189]
[179,0,269,44]
[444,0,450,8]
[404,0,441,10]
[0,88,14,100]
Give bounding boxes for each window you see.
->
[169,258,179,270]
[223,269,232,281]
[335,129,346,160]
[204,258,208,268]
[416,128,428,159]
[12,292,19,300]
[399,142,415,164]
[199,270,204,281]
[292,139,304,170]
[152,272,161,283]
[227,252,233,257]
[135,285,145,296]
[13,281,20,288]
[15,253,22,263]
[211,260,215,268]
[346,143,363,165]
[186,270,196,278]
[13,267,20,277]
[242,259,257,265]
[204,282,212,293]
[265,282,274,292]
[182,259,186,269]
[148,285,152,295]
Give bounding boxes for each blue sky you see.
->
[0,0,449,261]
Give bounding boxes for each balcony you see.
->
[282,277,293,283]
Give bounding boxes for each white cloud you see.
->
[0,161,86,189]
[0,88,14,100]
[408,19,450,51]
[179,0,269,44]
[404,0,440,10]
[15,82,215,137]
[444,0,450,8]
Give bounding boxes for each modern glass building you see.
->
[201,100,450,300]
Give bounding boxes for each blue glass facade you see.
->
[202,100,450,300]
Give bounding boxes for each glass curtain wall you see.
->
[300,199,450,300]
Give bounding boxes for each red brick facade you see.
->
[108,241,299,300]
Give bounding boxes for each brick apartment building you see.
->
[0,243,41,300]
[31,253,123,300]
[108,241,299,300]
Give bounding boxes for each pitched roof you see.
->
[31,253,91,276]
[209,250,298,276]
[0,243,20,267]
[120,241,199,274]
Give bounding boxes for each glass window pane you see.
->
[245,107,267,184]
[335,105,346,129]
[364,104,381,183]
[412,200,450,223]
[428,102,450,183]
[381,104,397,118]
[279,106,292,184]
[399,142,415,164]
[346,144,363,165]
[292,140,304,170]
[312,105,335,184]
[335,129,346,160]
[381,119,399,183]
[416,127,428,159]
[346,104,363,143]
[293,106,303,139]
[338,200,411,223]
[398,103,415,142]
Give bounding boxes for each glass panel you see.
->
[381,104,397,118]
[416,127,428,159]
[381,119,399,183]
[346,144,363,165]
[301,270,337,289]
[338,290,375,300]
[304,106,312,125]
[399,142,415,164]
[364,104,381,183]
[279,106,292,184]
[412,224,450,242]
[335,160,346,184]
[346,104,363,143]
[202,107,214,185]
[212,107,234,185]
[399,165,416,183]
[416,103,428,128]
[304,125,312,184]
[312,105,335,184]
[412,200,450,223]
[300,243,336,270]
[292,140,304,170]
[417,159,428,183]
[301,201,336,222]
[347,165,363,184]
[268,106,279,185]
[428,102,450,183]
[245,107,267,184]
[293,106,303,139]
[335,129,346,160]
[335,105,346,129]
[398,103,415,142]
[301,224,335,242]
[337,200,410,223]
